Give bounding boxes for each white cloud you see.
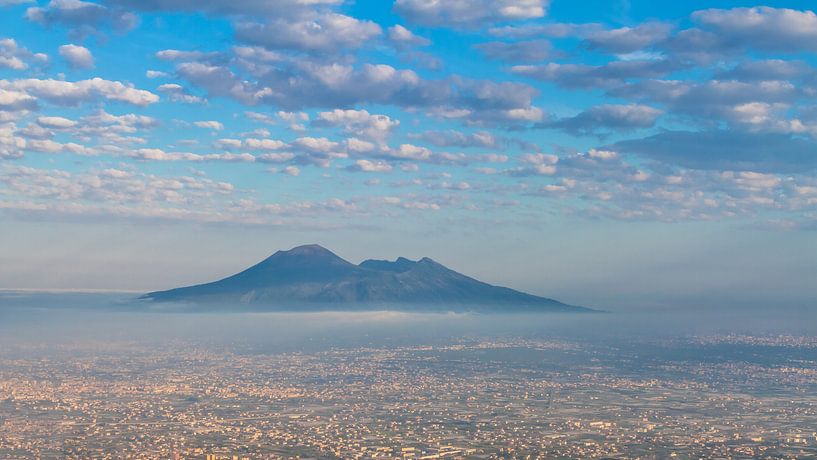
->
[257,152,295,163]
[350,159,392,173]
[73,110,158,139]
[692,7,817,52]
[413,130,496,148]
[245,111,276,124]
[277,111,308,131]
[244,138,286,150]
[0,89,38,112]
[58,44,94,69]
[551,104,663,136]
[232,45,281,63]
[174,52,542,127]
[584,22,674,53]
[388,24,430,46]
[36,116,76,128]
[212,138,242,150]
[390,143,432,161]
[26,0,138,38]
[146,70,168,78]
[476,39,551,62]
[587,149,617,160]
[316,109,399,144]
[129,148,202,161]
[394,0,548,27]
[26,138,94,155]
[105,0,342,18]
[193,120,224,131]
[0,78,159,106]
[157,83,204,104]
[504,106,543,121]
[292,136,339,153]
[155,49,220,61]
[0,123,26,159]
[345,137,376,153]
[0,38,47,72]
[202,152,255,162]
[236,13,381,53]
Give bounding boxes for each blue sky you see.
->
[0,0,816,309]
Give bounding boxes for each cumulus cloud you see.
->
[502,152,558,176]
[74,110,158,136]
[715,60,812,81]
[489,22,597,39]
[611,131,817,173]
[106,0,341,18]
[257,152,295,163]
[26,0,138,38]
[691,7,817,52]
[292,136,339,153]
[26,138,95,155]
[349,159,393,173]
[388,24,430,47]
[0,78,158,106]
[0,164,250,224]
[281,165,300,176]
[235,14,381,53]
[314,109,399,144]
[155,49,222,62]
[36,115,76,128]
[549,104,662,136]
[286,136,347,167]
[277,111,309,132]
[0,43,27,70]
[0,89,38,112]
[58,43,94,69]
[388,143,432,161]
[512,59,682,89]
[173,54,543,126]
[145,69,168,78]
[394,0,548,27]
[212,138,241,150]
[128,148,200,161]
[0,123,26,159]
[413,130,496,148]
[192,120,224,131]
[156,83,205,104]
[8,110,157,156]
[244,138,286,151]
[611,79,801,124]
[0,38,47,70]
[476,39,551,62]
[583,22,674,54]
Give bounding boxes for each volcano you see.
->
[142,244,594,313]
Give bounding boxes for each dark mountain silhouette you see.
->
[141,244,594,313]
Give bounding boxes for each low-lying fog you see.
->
[1,291,815,351]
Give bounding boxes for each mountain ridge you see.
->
[142,244,596,313]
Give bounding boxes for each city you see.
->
[1,334,815,459]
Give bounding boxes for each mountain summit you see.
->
[142,244,593,313]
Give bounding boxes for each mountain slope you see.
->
[142,244,594,313]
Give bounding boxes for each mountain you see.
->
[141,244,594,313]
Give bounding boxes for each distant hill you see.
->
[141,244,595,313]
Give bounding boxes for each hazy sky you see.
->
[0,0,815,309]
